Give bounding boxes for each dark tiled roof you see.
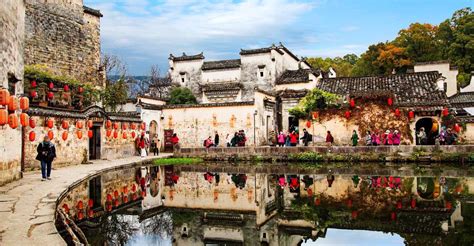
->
[169,52,204,62]
[278,89,308,99]
[276,69,319,85]
[449,92,474,108]
[240,47,274,55]
[141,101,255,110]
[27,105,141,122]
[83,6,103,17]
[201,82,242,92]
[317,72,448,107]
[202,59,241,71]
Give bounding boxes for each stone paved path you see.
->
[0,154,171,245]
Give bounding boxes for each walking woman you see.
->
[36,136,56,181]
[351,130,359,146]
[139,134,147,158]
[326,131,334,146]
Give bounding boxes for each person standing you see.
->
[36,136,56,181]
[300,128,311,146]
[205,136,214,148]
[326,131,334,146]
[214,131,220,147]
[151,134,160,156]
[351,130,359,146]
[290,131,298,146]
[225,133,231,147]
[365,131,372,146]
[392,130,401,145]
[417,127,427,145]
[171,133,179,150]
[139,135,147,158]
[387,130,394,145]
[277,131,285,147]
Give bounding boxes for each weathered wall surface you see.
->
[24,0,102,86]
[461,123,474,144]
[0,0,25,185]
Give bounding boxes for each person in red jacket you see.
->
[171,133,179,150]
[326,131,334,146]
[289,131,298,146]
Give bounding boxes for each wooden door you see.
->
[89,125,101,160]
[164,129,174,152]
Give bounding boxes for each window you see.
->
[181,77,185,83]
[260,71,264,77]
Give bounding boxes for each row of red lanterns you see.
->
[105,120,145,131]
[29,80,84,100]
[0,90,30,129]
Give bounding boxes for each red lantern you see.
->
[0,109,7,126]
[47,130,54,140]
[454,124,461,133]
[132,193,138,200]
[408,111,415,120]
[47,92,54,100]
[29,117,36,128]
[0,89,10,105]
[131,131,136,139]
[306,120,311,128]
[77,130,83,139]
[88,210,94,218]
[77,200,84,210]
[8,96,18,111]
[387,98,393,106]
[31,80,37,88]
[122,123,128,130]
[114,190,119,198]
[88,130,93,138]
[410,198,416,209]
[64,85,70,92]
[351,210,358,219]
[391,212,396,221]
[394,108,401,117]
[349,98,355,108]
[445,201,452,210]
[62,120,69,129]
[46,118,54,128]
[113,130,118,139]
[344,111,351,119]
[123,187,128,194]
[113,122,119,130]
[20,113,29,127]
[312,112,319,119]
[314,198,321,206]
[76,121,83,129]
[123,196,128,203]
[122,132,127,139]
[88,199,94,208]
[132,184,137,192]
[20,97,29,110]
[30,90,38,98]
[442,108,449,117]
[62,131,68,141]
[131,123,136,130]
[106,194,113,202]
[8,114,19,129]
[106,129,112,138]
[114,200,119,207]
[78,87,84,94]
[396,201,402,209]
[106,204,112,212]
[86,120,93,129]
[140,122,146,131]
[29,131,36,141]
[48,82,54,89]
[106,120,112,129]
[62,204,70,214]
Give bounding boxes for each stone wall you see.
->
[24,0,103,86]
[0,0,25,185]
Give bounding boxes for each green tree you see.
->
[351,43,386,76]
[343,53,359,65]
[306,55,357,77]
[168,87,197,105]
[102,79,129,112]
[394,23,442,62]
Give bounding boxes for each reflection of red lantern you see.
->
[77,200,84,210]
[77,211,84,220]
[46,118,54,128]
[88,210,93,218]
[442,108,449,117]
[106,194,113,202]
[122,123,128,130]
[114,190,119,198]
[387,98,393,106]
[88,199,94,208]
[132,184,137,192]
[396,201,402,209]
[314,198,321,206]
[349,99,355,108]
[29,131,36,141]
[408,111,415,120]
[306,120,311,128]
[351,210,358,219]
[62,204,70,214]
[47,130,54,140]
[113,130,118,139]
[410,198,416,209]
[88,130,93,138]
[132,193,138,200]
[106,204,112,212]
[30,90,38,98]
[394,108,400,117]
[64,85,70,92]
[391,212,396,221]
[48,82,54,89]
[454,124,461,133]
[114,200,119,207]
[131,131,136,139]
[122,132,127,139]
[344,111,351,119]
[141,122,146,130]
[123,196,128,203]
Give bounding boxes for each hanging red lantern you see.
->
[113,130,118,139]
[106,129,112,138]
[394,108,401,117]
[344,111,351,119]
[76,120,83,129]
[123,196,128,203]
[114,190,119,198]
[30,90,38,98]
[106,194,113,202]
[77,211,84,220]
[31,80,37,88]
[408,111,415,120]
[47,130,54,140]
[396,200,402,209]
[113,122,119,130]
[88,130,93,138]
[0,109,7,126]
[454,123,461,133]
[445,201,452,210]
[391,211,396,221]
[62,204,70,214]
[8,114,19,129]
[77,200,84,210]
[62,131,68,141]
[114,199,119,207]
[86,120,93,128]
[20,97,29,110]
[410,198,416,209]
[29,131,36,141]
[140,122,146,131]
[106,120,112,129]
[88,199,94,208]
[64,85,70,92]
[349,98,355,108]
[351,210,358,219]
[46,118,54,128]
[314,198,321,206]
[131,131,136,139]
[442,108,449,117]
[123,186,128,194]
[77,130,83,139]
[306,120,311,128]
[387,98,393,106]
[78,87,84,94]
[106,204,112,212]
[121,123,127,130]
[132,193,138,201]
[20,113,29,127]
[131,123,136,130]
[61,120,69,129]
[122,132,127,139]
[8,96,18,111]
[312,112,319,119]
[48,82,54,89]
[0,89,10,106]
[132,184,137,192]
[88,210,94,218]
[47,92,54,100]
[29,117,36,128]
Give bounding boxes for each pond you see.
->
[68,162,474,245]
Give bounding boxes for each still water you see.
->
[79,163,474,246]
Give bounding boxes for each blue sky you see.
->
[83,0,473,75]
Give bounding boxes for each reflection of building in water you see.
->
[134,165,474,245]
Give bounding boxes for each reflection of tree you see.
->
[140,211,173,238]
[101,214,137,245]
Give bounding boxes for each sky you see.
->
[83,0,473,75]
[304,228,404,245]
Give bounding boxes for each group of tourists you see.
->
[202,130,248,148]
[417,126,458,145]
[275,128,314,147]
[359,129,402,146]
[134,133,160,157]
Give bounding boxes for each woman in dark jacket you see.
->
[36,136,56,181]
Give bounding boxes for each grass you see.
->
[153,157,203,166]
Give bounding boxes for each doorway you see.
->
[89,125,101,160]
[415,118,439,145]
[288,117,299,132]
[163,129,174,152]
[89,176,101,209]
